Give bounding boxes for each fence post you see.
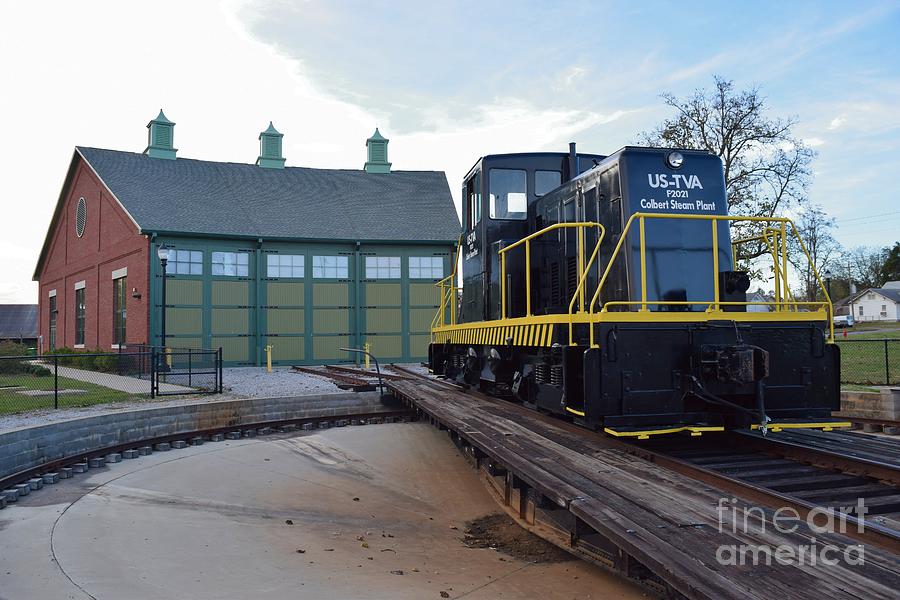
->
[53,354,58,410]
[150,348,156,399]
[218,348,223,393]
[886,339,891,385]
[188,348,192,388]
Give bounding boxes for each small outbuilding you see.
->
[33,112,460,365]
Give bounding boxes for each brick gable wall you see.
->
[37,156,149,351]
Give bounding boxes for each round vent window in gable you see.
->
[75,197,86,237]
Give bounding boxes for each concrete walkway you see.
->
[55,365,193,394]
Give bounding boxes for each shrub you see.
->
[0,341,30,357]
[92,353,119,373]
[44,346,121,373]
[26,364,51,377]
[53,347,94,369]
[0,342,46,375]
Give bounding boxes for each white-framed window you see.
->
[365,256,400,279]
[163,248,203,275]
[409,256,444,279]
[489,168,527,220]
[212,251,249,276]
[859,306,864,316]
[267,254,305,278]
[312,255,348,279]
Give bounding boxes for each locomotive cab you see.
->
[459,148,604,324]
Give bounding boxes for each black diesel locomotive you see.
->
[429,145,842,438]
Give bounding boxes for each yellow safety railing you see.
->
[497,222,605,323]
[588,213,834,347]
[732,228,796,310]
[432,236,462,329]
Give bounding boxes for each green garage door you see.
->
[164,279,204,349]
[210,279,253,364]
[407,254,446,361]
[408,281,441,360]
[361,253,404,361]
[263,280,305,364]
[311,254,352,362]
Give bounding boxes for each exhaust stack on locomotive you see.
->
[429,145,846,439]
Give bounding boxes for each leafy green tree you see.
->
[880,242,900,284]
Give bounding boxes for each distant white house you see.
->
[847,282,900,322]
[746,291,773,312]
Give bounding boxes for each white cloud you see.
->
[805,137,825,147]
[828,115,847,130]
[556,66,587,90]
[0,0,630,303]
[0,0,386,303]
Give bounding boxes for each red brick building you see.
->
[34,150,150,351]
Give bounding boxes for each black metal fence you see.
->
[836,339,900,385]
[151,347,223,396]
[0,347,222,415]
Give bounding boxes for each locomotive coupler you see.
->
[694,343,772,433]
[698,344,769,384]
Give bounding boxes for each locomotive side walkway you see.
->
[388,378,900,600]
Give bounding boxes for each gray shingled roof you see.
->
[848,287,900,304]
[875,288,900,303]
[77,147,460,242]
[0,305,38,340]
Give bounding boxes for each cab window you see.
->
[489,169,527,220]
[465,172,482,229]
[535,170,561,196]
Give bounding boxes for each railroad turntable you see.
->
[0,419,644,600]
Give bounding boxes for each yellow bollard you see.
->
[364,342,371,370]
[265,345,273,373]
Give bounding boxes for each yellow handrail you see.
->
[786,219,835,342]
[601,300,829,310]
[498,222,604,320]
[588,213,834,346]
[732,227,796,310]
[432,236,462,330]
[435,213,835,349]
[567,224,606,344]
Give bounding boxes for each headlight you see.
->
[666,151,684,169]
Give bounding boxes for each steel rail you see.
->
[733,429,900,486]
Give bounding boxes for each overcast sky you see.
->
[1,0,898,303]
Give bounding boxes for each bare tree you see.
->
[848,246,889,289]
[787,205,842,301]
[641,76,816,258]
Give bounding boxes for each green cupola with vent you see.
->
[144,109,177,160]
[256,121,285,169]
[364,128,391,174]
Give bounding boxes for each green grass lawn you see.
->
[840,383,882,392]
[843,329,900,340]
[836,338,900,385]
[844,320,900,333]
[0,373,133,414]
